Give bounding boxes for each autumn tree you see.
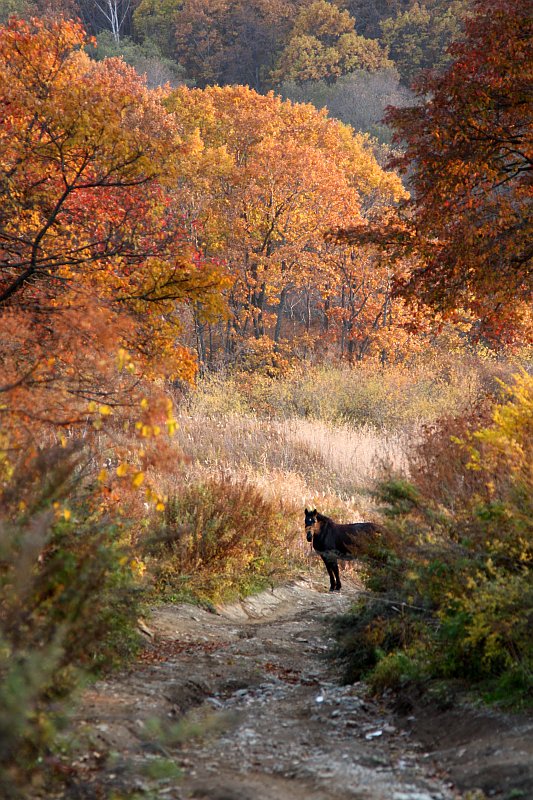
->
[272,0,391,85]
[0,17,227,453]
[280,67,412,144]
[170,0,298,90]
[132,0,182,59]
[343,0,408,39]
[165,85,408,366]
[0,0,78,23]
[380,0,468,85]
[336,0,533,343]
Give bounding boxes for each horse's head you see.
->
[305,507,318,542]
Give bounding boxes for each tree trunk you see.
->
[274,285,289,346]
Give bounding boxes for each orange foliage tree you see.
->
[0,17,227,461]
[166,85,410,368]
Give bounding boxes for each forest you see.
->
[0,0,531,797]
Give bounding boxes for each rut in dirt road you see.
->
[75,577,458,800]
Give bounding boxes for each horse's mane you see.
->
[316,511,332,523]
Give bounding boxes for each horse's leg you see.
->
[332,559,341,591]
[321,555,336,592]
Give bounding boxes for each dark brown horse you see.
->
[305,508,380,591]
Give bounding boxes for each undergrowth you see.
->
[331,372,533,710]
[147,475,299,605]
[0,446,144,798]
[185,356,514,429]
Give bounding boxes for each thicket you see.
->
[333,372,533,708]
[185,354,515,430]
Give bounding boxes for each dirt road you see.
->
[72,577,532,800]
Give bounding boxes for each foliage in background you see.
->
[185,353,515,430]
[164,83,440,369]
[333,372,533,708]
[129,0,469,92]
[380,0,468,85]
[271,0,392,84]
[93,30,188,88]
[280,68,413,145]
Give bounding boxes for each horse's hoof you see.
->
[329,587,336,592]
[334,586,342,592]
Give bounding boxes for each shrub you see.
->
[0,447,144,797]
[331,596,429,685]
[188,356,509,430]
[332,372,533,707]
[369,651,422,693]
[148,475,298,603]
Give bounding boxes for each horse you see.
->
[304,508,380,592]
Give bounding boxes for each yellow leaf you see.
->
[117,348,130,370]
[167,418,178,435]
[130,558,146,577]
[99,404,112,416]
[132,471,145,488]
[98,468,108,482]
[140,398,149,410]
[63,509,71,521]
[116,463,128,477]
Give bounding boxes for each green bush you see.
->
[331,373,533,708]
[0,447,143,797]
[331,597,427,684]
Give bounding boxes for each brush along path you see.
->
[71,576,462,799]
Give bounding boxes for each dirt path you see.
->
[72,577,532,800]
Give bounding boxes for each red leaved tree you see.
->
[335,0,532,344]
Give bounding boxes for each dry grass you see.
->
[144,407,406,586]
[173,411,407,501]
[145,356,530,599]
[184,357,520,429]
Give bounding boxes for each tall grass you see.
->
[145,355,528,603]
[144,368,421,602]
[172,412,408,498]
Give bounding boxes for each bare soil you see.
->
[67,576,533,800]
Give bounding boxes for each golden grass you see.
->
[173,411,407,499]
[145,356,530,598]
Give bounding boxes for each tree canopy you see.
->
[0,17,227,452]
[336,0,533,341]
